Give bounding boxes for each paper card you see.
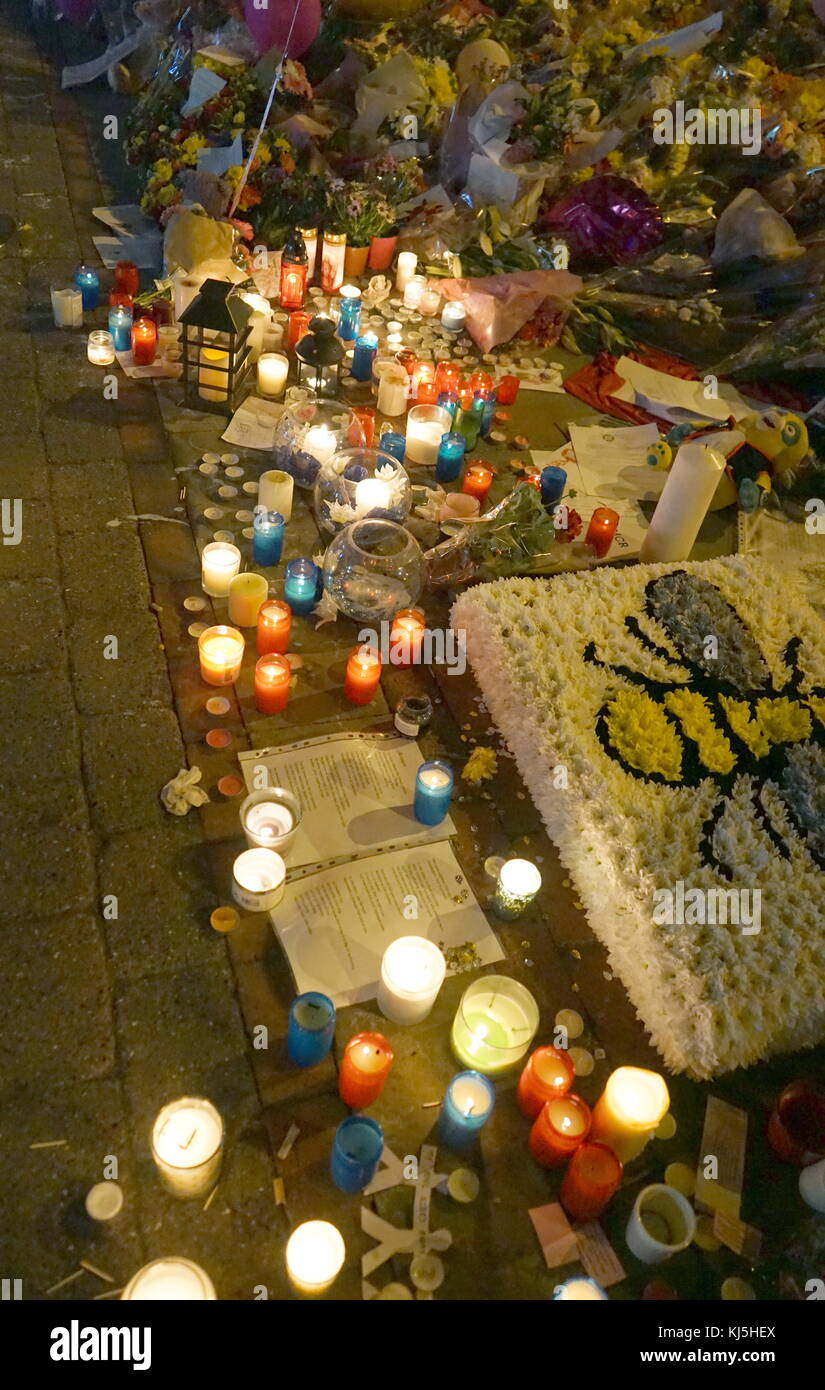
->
[569,423,666,503]
[612,357,752,423]
[181,66,226,117]
[529,1203,579,1270]
[92,205,159,240]
[114,350,182,381]
[575,1222,626,1287]
[530,448,651,558]
[197,46,247,67]
[712,1212,762,1261]
[221,398,284,451]
[694,1096,748,1220]
[197,132,243,178]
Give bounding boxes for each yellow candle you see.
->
[198,625,244,686]
[590,1066,670,1163]
[228,572,269,628]
[199,346,230,401]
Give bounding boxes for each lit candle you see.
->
[492,857,542,920]
[257,598,292,655]
[304,424,338,468]
[231,847,286,912]
[197,624,244,685]
[129,315,156,365]
[414,759,454,825]
[540,465,567,508]
[411,360,435,400]
[254,653,291,714]
[331,1114,384,1194]
[52,285,83,328]
[151,1097,223,1198]
[419,287,441,317]
[590,1066,670,1164]
[287,309,312,351]
[351,332,378,382]
[799,1157,825,1213]
[337,284,362,342]
[395,348,418,378]
[639,443,726,563]
[283,558,321,616]
[386,321,403,348]
[389,607,426,666]
[252,507,285,567]
[321,231,346,292]
[767,1081,825,1165]
[529,1094,592,1167]
[462,463,494,505]
[339,1033,394,1109]
[354,476,391,516]
[376,936,446,1024]
[405,404,453,466]
[451,975,539,1076]
[286,1221,345,1296]
[376,365,408,416]
[434,361,461,395]
[257,351,289,397]
[625,1184,696,1265]
[495,375,520,405]
[441,301,466,333]
[259,469,293,522]
[241,290,272,358]
[288,992,336,1067]
[559,1141,623,1222]
[343,644,382,704]
[585,506,620,560]
[474,390,496,437]
[403,274,427,310]
[240,786,300,853]
[201,541,241,597]
[396,251,418,292]
[122,1258,216,1301]
[107,302,132,349]
[228,572,269,628]
[435,432,466,484]
[199,346,230,401]
[439,1071,495,1150]
[87,330,115,365]
[516,1046,576,1119]
[554,1278,608,1301]
[74,263,100,311]
[437,391,459,422]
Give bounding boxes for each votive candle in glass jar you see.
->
[351,332,378,382]
[122,1258,216,1300]
[283,558,320,616]
[396,251,417,293]
[439,1071,495,1150]
[228,571,269,628]
[590,1066,670,1164]
[257,598,292,655]
[114,260,140,298]
[493,858,542,920]
[353,405,376,448]
[403,274,426,310]
[330,1115,384,1194]
[451,975,539,1075]
[441,301,466,333]
[394,693,433,738]
[286,1221,345,1297]
[287,309,312,352]
[414,759,454,825]
[434,361,461,395]
[131,316,157,366]
[389,607,425,666]
[799,1157,825,1213]
[74,263,100,310]
[376,936,446,1024]
[343,644,382,704]
[151,1097,223,1198]
[87,329,115,365]
[462,463,494,506]
[529,1094,592,1168]
[541,465,568,509]
[339,1032,394,1108]
[298,227,318,279]
[337,285,361,343]
[108,302,133,351]
[420,287,441,317]
[517,1045,576,1119]
[411,360,435,400]
[435,432,466,484]
[767,1080,825,1165]
[585,507,620,559]
[475,390,496,437]
[288,992,336,1067]
[240,785,301,853]
[252,507,285,567]
[405,404,453,466]
[496,375,520,405]
[559,1141,623,1222]
[201,541,241,597]
[198,624,244,686]
[254,653,291,714]
[259,469,294,522]
[257,351,289,397]
[379,430,406,464]
[231,847,286,912]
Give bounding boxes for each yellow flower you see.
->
[664,690,736,775]
[605,688,683,781]
[755,697,812,745]
[180,134,206,166]
[152,158,173,183]
[156,184,179,207]
[461,747,498,784]
[225,165,243,185]
[720,697,770,758]
[806,695,825,728]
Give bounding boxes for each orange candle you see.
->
[434,360,461,395]
[287,310,312,351]
[339,1032,394,1109]
[468,369,494,395]
[416,382,439,405]
[131,316,157,366]
[496,375,520,405]
[559,1141,622,1222]
[529,1094,591,1168]
[584,507,620,559]
[343,644,382,705]
[412,361,435,400]
[395,349,418,378]
[389,608,425,667]
[462,463,493,505]
[517,1046,576,1119]
[257,599,292,655]
[352,405,376,449]
[198,625,244,686]
[255,654,291,714]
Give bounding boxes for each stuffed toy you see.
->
[646,410,809,513]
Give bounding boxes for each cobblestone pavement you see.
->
[1,6,822,1303]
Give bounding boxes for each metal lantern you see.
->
[295,315,344,398]
[179,279,254,415]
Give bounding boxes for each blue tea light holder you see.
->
[288,992,336,1067]
[435,432,466,484]
[252,508,285,567]
[284,557,321,616]
[413,759,454,826]
[74,263,100,311]
[337,287,362,344]
[540,465,567,509]
[351,333,378,382]
[108,303,133,351]
[330,1114,384,1194]
[439,1070,496,1150]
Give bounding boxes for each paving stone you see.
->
[81,707,184,835]
[0,497,59,580]
[0,824,96,921]
[50,460,134,532]
[234,959,338,1109]
[139,513,202,583]
[0,670,86,819]
[59,526,150,617]
[43,415,121,465]
[0,457,50,498]
[103,889,224,985]
[127,462,185,517]
[0,577,67,673]
[98,822,209,906]
[69,609,172,715]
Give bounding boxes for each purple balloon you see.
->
[244,0,321,58]
[542,175,663,266]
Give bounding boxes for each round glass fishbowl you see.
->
[313,447,412,537]
[324,518,423,625]
[273,400,366,490]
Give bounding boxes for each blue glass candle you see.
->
[540,465,567,509]
[108,303,133,351]
[439,1070,495,1150]
[337,288,362,344]
[351,332,378,382]
[330,1115,384,1194]
[437,391,459,422]
[288,992,336,1067]
[414,759,454,825]
[252,508,285,567]
[379,432,406,464]
[435,432,466,483]
[475,390,496,437]
[284,558,321,616]
[74,263,100,311]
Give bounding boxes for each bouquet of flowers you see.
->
[325,179,396,247]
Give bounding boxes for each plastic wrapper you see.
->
[712,300,825,376]
[438,268,581,352]
[540,174,663,266]
[424,484,593,588]
[712,189,805,268]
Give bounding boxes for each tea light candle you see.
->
[767,1081,825,1165]
[590,1066,670,1164]
[441,301,466,333]
[257,351,289,397]
[626,1184,696,1265]
[331,1115,384,1194]
[87,329,115,365]
[231,847,286,912]
[385,321,403,347]
[406,404,453,466]
[283,558,321,616]
[414,759,454,825]
[396,251,418,292]
[228,572,269,628]
[122,1258,216,1300]
[52,285,83,328]
[585,506,620,560]
[151,1097,223,1198]
[439,1071,495,1150]
[198,624,244,685]
[258,469,293,522]
[462,463,493,505]
[420,287,441,317]
[389,607,426,665]
[403,274,426,309]
[240,786,300,852]
[451,975,539,1075]
[496,375,520,405]
[288,992,336,1067]
[377,365,408,416]
[74,263,100,310]
[344,644,382,704]
[553,1278,608,1301]
[201,541,241,597]
[493,858,542,920]
[351,332,378,381]
[529,1094,592,1168]
[286,1222,345,1297]
[252,507,285,566]
[435,432,466,483]
[108,302,132,349]
[339,1032,394,1108]
[376,936,446,1024]
[559,1141,623,1222]
[337,285,362,342]
[254,653,291,714]
[257,598,292,654]
[540,465,567,508]
[516,1045,576,1119]
[199,346,230,401]
[799,1157,825,1213]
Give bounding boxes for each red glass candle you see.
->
[114,260,139,297]
[559,1141,622,1222]
[416,382,439,405]
[339,1032,394,1108]
[343,645,382,705]
[584,507,620,559]
[412,361,435,400]
[287,310,312,352]
[496,375,520,405]
[434,360,461,395]
[131,316,157,366]
[108,289,133,309]
[517,1046,576,1119]
[254,653,292,714]
[257,599,292,656]
[767,1081,825,1165]
[468,369,494,396]
[395,349,418,379]
[151,297,173,326]
[462,463,493,505]
[280,260,308,312]
[353,406,376,449]
[389,608,425,666]
[529,1094,591,1168]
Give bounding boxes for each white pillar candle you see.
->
[354,477,392,515]
[286,1221,346,1296]
[396,251,418,293]
[403,275,427,310]
[625,1183,696,1264]
[201,541,241,597]
[174,275,204,322]
[228,572,269,627]
[151,1097,223,1198]
[376,936,446,1024]
[262,323,286,353]
[377,367,409,416]
[241,291,272,360]
[257,351,289,397]
[405,405,453,465]
[441,301,466,333]
[51,286,83,328]
[259,469,293,522]
[639,443,726,563]
[231,847,286,912]
[122,1258,217,1300]
[799,1158,825,1213]
[304,424,339,466]
[199,346,230,401]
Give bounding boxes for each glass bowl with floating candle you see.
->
[272,399,367,490]
[313,447,412,537]
[323,518,423,625]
